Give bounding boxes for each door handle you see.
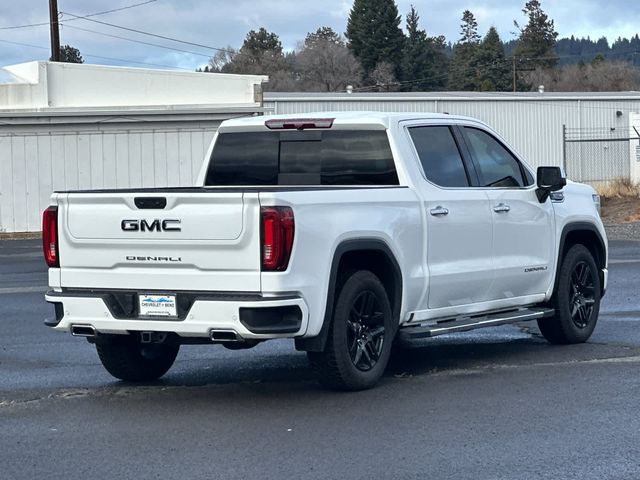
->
[493,203,510,213]
[430,206,449,216]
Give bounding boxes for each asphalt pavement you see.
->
[1,238,639,480]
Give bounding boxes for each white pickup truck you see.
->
[43,112,608,390]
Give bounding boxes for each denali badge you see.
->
[126,256,182,262]
[121,219,181,232]
[524,266,548,273]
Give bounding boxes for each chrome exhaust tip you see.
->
[70,324,97,337]
[209,329,242,342]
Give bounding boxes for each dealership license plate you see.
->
[139,294,177,317]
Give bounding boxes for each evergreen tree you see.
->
[56,45,83,64]
[448,10,481,90]
[514,0,558,70]
[402,7,429,88]
[591,53,606,67]
[213,28,294,91]
[222,28,289,76]
[459,10,480,44]
[401,6,447,91]
[475,27,512,91]
[304,27,342,48]
[346,0,405,80]
[242,28,284,57]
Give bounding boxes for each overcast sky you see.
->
[0,0,638,72]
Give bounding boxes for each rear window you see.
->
[205,130,399,186]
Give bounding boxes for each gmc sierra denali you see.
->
[43,112,608,390]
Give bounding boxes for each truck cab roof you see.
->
[218,111,486,132]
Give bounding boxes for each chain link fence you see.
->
[564,126,637,183]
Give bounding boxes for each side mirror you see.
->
[536,166,566,202]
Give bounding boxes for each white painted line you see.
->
[609,259,640,264]
[0,286,48,295]
[0,252,41,258]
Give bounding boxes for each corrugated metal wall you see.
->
[0,124,216,233]
[265,96,640,174]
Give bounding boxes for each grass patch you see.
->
[598,179,640,224]
[595,178,640,199]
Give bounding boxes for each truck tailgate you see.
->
[56,191,261,292]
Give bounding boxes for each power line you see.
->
[354,48,640,93]
[63,0,158,21]
[354,59,640,96]
[354,72,451,92]
[59,10,238,56]
[0,38,49,50]
[62,24,213,59]
[0,38,191,71]
[0,0,157,30]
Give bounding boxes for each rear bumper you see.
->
[45,290,309,340]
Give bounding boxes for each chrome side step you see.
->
[400,308,554,339]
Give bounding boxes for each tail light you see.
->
[261,207,294,271]
[42,206,59,268]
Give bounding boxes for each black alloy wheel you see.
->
[537,244,601,345]
[347,290,386,372]
[308,270,395,391]
[569,260,596,329]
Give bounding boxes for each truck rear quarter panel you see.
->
[259,187,424,337]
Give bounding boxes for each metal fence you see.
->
[563,126,638,183]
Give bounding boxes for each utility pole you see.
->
[512,56,516,92]
[49,0,60,62]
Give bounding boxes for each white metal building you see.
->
[0,61,266,233]
[265,91,640,186]
[2,64,640,234]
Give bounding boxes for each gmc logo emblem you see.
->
[121,219,182,232]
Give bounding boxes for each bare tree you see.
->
[534,60,640,91]
[205,29,296,91]
[207,47,237,72]
[296,27,362,92]
[370,61,397,91]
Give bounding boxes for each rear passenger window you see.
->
[205,131,399,186]
[463,127,529,188]
[408,126,469,188]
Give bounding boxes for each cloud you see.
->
[0,0,637,70]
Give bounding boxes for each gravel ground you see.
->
[604,222,640,241]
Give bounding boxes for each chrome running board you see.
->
[400,308,554,339]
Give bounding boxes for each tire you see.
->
[537,244,601,344]
[308,270,395,391]
[96,334,179,382]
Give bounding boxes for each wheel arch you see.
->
[553,222,607,297]
[295,238,403,352]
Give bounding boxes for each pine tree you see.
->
[304,27,342,49]
[460,10,480,44]
[346,0,405,80]
[223,28,289,75]
[57,45,83,64]
[448,10,481,90]
[514,0,558,70]
[475,27,512,91]
[242,28,284,57]
[402,7,429,87]
[401,6,447,91]
[215,28,294,91]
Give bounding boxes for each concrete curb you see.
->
[0,232,42,240]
